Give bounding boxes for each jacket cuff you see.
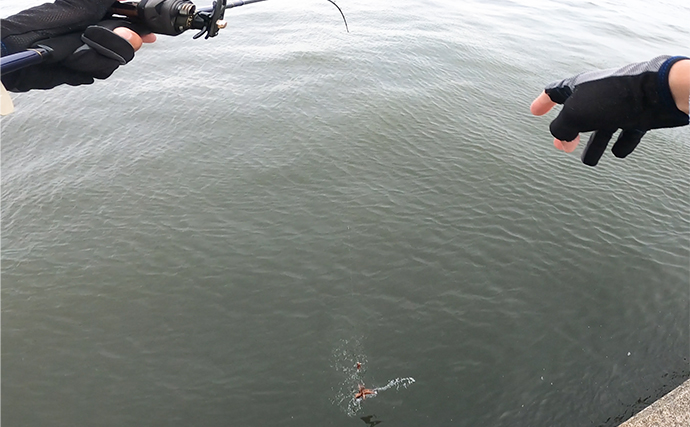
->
[658,56,690,112]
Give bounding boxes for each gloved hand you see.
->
[530,56,690,166]
[1,0,152,92]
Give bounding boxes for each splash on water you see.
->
[372,377,416,393]
[332,338,368,416]
[343,376,416,416]
[331,339,415,417]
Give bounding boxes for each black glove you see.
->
[1,1,143,92]
[1,0,117,54]
[543,55,689,166]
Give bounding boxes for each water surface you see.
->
[2,1,689,426]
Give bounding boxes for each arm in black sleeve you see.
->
[1,0,116,54]
[1,2,144,92]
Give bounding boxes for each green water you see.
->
[2,0,689,426]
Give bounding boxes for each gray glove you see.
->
[543,55,689,166]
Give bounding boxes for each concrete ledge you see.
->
[618,378,690,427]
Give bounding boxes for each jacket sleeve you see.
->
[1,0,116,55]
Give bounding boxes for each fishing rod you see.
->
[0,0,349,76]
[111,0,348,38]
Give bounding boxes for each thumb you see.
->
[113,27,143,51]
[530,91,556,116]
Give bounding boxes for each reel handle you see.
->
[109,0,227,38]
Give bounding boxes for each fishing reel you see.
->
[110,0,228,39]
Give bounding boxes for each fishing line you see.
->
[224,0,348,32]
[324,0,349,32]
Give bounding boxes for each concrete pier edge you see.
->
[618,378,690,427]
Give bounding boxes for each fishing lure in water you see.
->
[355,384,376,401]
[353,362,375,400]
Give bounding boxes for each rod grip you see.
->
[1,49,49,75]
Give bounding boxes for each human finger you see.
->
[66,25,135,78]
[141,33,157,44]
[113,27,144,51]
[549,102,581,143]
[611,129,645,159]
[581,129,616,166]
[553,136,580,153]
[530,91,557,116]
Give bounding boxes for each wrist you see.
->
[669,59,690,114]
